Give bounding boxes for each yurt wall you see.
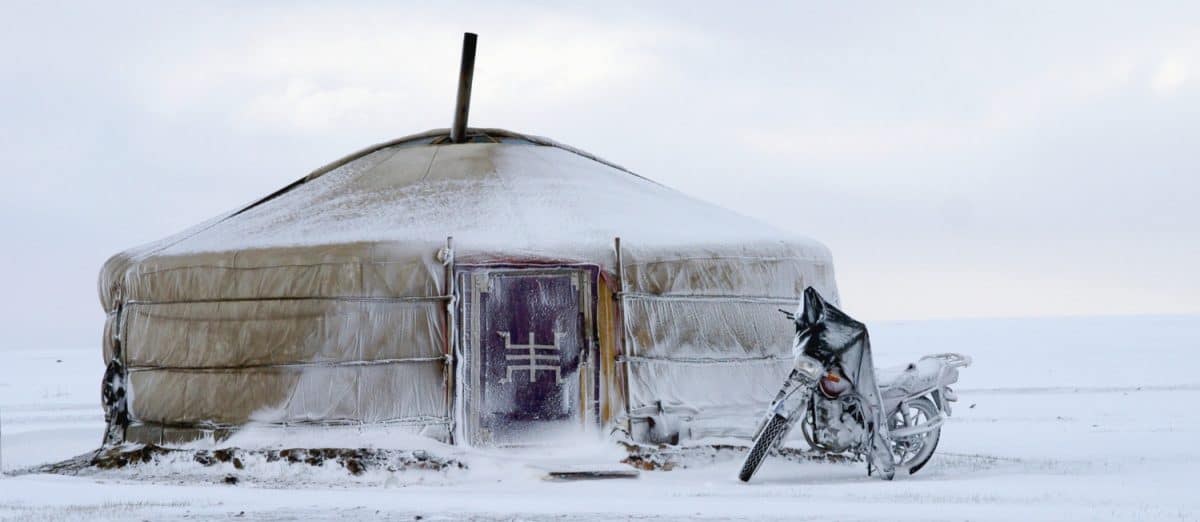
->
[616,242,838,444]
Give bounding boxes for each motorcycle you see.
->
[738,287,970,482]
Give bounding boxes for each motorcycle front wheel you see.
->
[888,396,941,475]
[738,414,792,482]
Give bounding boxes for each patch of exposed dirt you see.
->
[20,444,466,478]
[620,442,859,471]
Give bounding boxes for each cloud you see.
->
[237,80,417,134]
[131,6,687,135]
[733,39,1191,186]
[1152,55,1190,95]
[737,119,974,170]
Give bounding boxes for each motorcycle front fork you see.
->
[753,357,823,445]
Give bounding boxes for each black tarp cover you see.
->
[793,287,889,438]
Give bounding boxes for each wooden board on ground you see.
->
[543,466,640,481]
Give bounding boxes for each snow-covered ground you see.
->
[2,315,1199,520]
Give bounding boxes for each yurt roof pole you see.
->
[450,32,478,143]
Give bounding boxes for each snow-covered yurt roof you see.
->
[99,128,836,312]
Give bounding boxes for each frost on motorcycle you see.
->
[738,287,971,483]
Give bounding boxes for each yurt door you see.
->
[457,266,598,447]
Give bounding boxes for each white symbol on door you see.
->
[497,330,564,384]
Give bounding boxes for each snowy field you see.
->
[2,315,1199,520]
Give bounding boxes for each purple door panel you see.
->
[458,267,597,446]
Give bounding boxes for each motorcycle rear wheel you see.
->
[888,396,941,475]
[738,414,791,482]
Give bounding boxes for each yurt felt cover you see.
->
[99,129,838,440]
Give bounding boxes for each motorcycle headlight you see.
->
[819,372,851,398]
[794,355,823,379]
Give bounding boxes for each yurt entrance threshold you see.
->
[456,265,600,447]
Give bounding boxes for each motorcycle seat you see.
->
[876,357,953,398]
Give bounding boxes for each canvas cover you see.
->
[793,286,889,447]
[98,129,838,443]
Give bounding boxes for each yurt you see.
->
[97,35,839,448]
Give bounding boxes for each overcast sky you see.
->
[2,1,1198,351]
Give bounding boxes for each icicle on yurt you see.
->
[97,33,839,448]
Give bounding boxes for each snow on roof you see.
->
[134,129,830,262]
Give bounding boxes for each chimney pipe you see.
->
[450,32,477,144]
